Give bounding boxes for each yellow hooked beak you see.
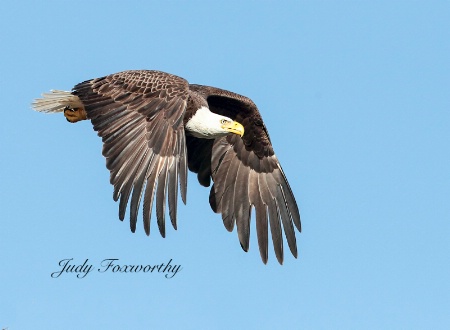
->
[222,120,245,137]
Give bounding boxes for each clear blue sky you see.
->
[1,1,449,329]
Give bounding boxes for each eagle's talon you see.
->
[64,107,87,123]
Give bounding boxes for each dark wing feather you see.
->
[73,70,189,236]
[187,85,301,264]
[186,137,213,187]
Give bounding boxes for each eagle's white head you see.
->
[185,106,245,139]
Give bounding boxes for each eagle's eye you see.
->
[220,119,228,124]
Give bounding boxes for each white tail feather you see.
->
[32,90,83,113]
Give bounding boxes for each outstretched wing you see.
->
[74,70,189,237]
[187,85,301,264]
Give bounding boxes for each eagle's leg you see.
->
[64,106,87,123]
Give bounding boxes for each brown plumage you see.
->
[33,70,301,264]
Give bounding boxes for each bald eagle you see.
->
[32,70,301,264]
